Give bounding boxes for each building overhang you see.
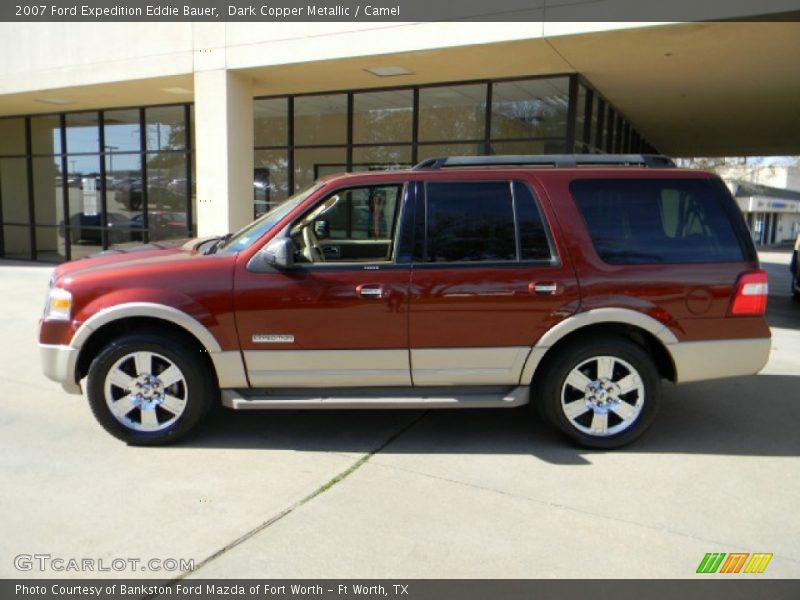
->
[0,21,798,156]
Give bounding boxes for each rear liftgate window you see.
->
[570,178,747,264]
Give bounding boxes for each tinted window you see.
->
[424,182,516,263]
[514,182,552,261]
[571,178,746,264]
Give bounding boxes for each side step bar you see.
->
[221,385,530,410]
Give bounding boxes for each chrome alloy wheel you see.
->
[103,351,188,432]
[560,355,645,437]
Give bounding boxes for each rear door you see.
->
[408,178,579,386]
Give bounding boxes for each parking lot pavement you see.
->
[1,253,798,579]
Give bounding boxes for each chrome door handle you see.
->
[356,284,383,299]
[529,281,561,295]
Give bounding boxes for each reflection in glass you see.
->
[294,95,347,146]
[105,153,142,234]
[0,158,30,222]
[65,155,102,247]
[0,118,26,156]
[490,140,566,155]
[418,84,486,142]
[65,112,100,154]
[589,97,601,149]
[3,225,31,258]
[254,98,288,147]
[146,106,186,151]
[353,90,413,144]
[31,115,62,155]
[416,143,481,162]
[36,226,67,261]
[294,147,347,191]
[491,78,569,140]
[425,182,516,263]
[104,109,141,153]
[575,84,588,151]
[254,149,289,218]
[605,110,616,153]
[33,156,64,226]
[351,146,412,171]
[147,152,188,226]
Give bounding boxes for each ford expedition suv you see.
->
[39,155,771,448]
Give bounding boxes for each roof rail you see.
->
[412,154,676,170]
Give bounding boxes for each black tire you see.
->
[535,336,661,449]
[86,330,217,445]
[791,275,800,302]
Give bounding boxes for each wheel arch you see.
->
[75,315,218,385]
[522,309,678,385]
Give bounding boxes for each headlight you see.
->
[43,287,73,321]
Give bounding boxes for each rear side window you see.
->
[422,181,553,263]
[570,178,747,264]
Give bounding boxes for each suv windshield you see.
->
[214,183,324,255]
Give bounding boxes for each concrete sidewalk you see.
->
[0,256,798,579]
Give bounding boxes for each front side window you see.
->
[290,184,403,264]
[422,181,553,264]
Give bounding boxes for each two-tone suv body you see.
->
[39,155,771,448]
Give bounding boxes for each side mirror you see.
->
[247,237,296,272]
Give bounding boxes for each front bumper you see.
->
[39,344,82,394]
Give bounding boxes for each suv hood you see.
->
[53,237,214,283]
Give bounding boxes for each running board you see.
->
[221,385,530,410]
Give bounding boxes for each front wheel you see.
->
[536,336,661,449]
[86,331,216,445]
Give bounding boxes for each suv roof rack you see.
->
[413,154,676,170]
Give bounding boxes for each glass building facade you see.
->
[252,74,656,217]
[0,105,194,261]
[0,74,654,261]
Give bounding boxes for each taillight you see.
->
[729,270,768,316]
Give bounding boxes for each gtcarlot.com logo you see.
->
[696,552,773,574]
[14,553,194,573]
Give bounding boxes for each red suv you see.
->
[39,155,771,448]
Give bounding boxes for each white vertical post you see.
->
[194,69,254,237]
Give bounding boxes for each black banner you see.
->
[4,580,800,600]
[3,0,800,22]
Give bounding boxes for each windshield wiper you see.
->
[204,233,232,255]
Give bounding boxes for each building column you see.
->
[193,70,254,237]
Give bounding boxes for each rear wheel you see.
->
[536,336,661,449]
[86,331,216,445]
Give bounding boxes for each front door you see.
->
[409,179,579,386]
[233,182,413,388]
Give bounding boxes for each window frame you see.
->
[413,179,558,268]
[283,181,412,269]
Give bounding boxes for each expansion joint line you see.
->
[152,411,428,591]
